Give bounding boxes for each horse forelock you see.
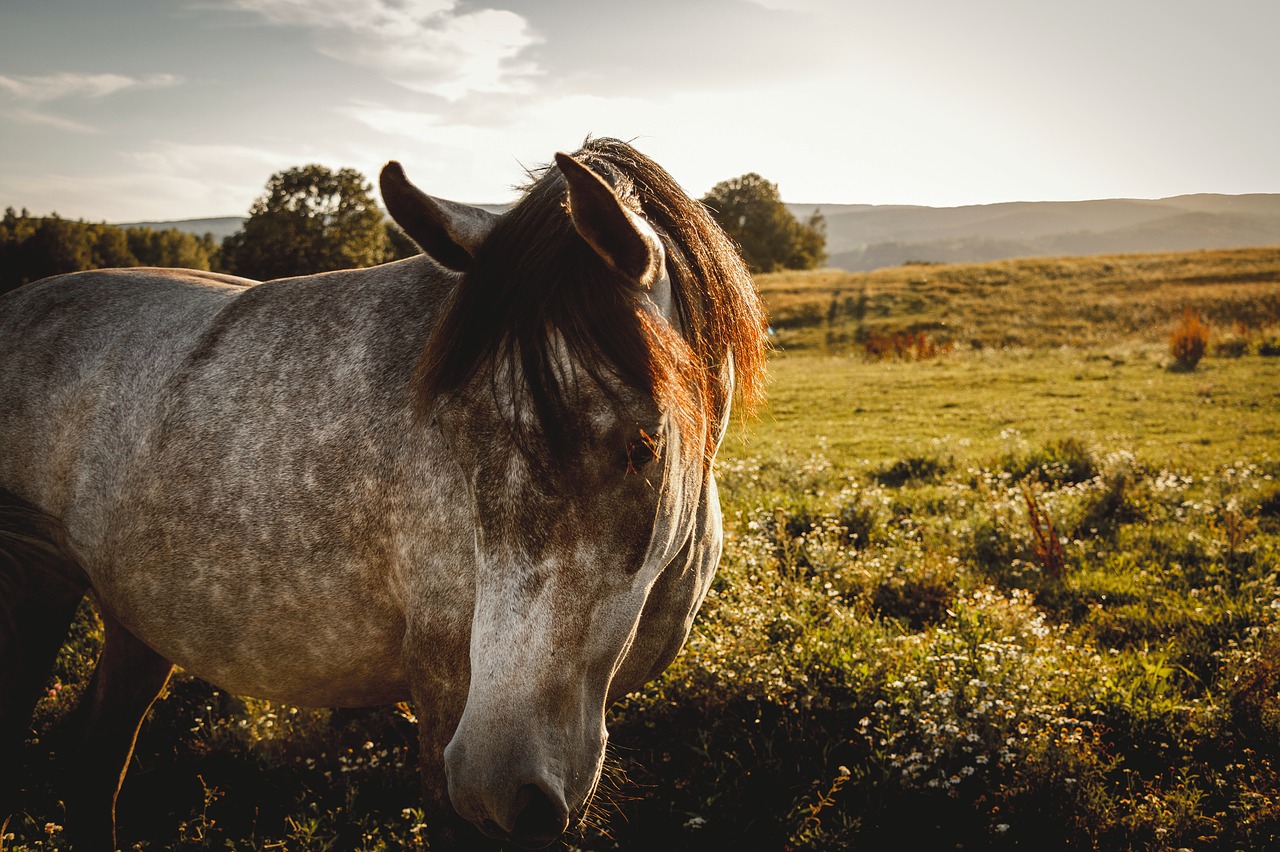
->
[413,137,768,466]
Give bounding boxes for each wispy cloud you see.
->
[0,72,183,102]
[126,140,301,179]
[338,101,442,138]
[225,0,540,100]
[3,140,352,221]
[0,72,183,133]
[742,0,828,9]
[0,107,97,133]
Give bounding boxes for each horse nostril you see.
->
[511,783,569,849]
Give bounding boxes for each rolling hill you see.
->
[120,195,1280,275]
[117,217,246,241]
[786,193,1280,271]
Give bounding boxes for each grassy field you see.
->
[747,349,1279,471]
[6,248,1280,850]
[759,246,1280,351]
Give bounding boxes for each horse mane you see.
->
[414,137,767,464]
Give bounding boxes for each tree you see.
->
[91,224,139,269]
[789,208,827,271]
[220,165,392,280]
[0,210,216,296]
[128,227,215,270]
[20,216,93,285]
[702,173,826,273]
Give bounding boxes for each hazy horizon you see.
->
[3,0,1279,221]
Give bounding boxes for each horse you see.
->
[0,138,767,849]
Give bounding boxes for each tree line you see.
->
[2,163,823,296]
[0,209,220,297]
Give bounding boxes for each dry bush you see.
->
[1169,307,1210,370]
[863,330,951,361]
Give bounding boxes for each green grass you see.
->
[6,248,1280,850]
[738,347,1280,471]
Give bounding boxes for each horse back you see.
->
[0,268,251,530]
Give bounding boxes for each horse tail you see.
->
[0,489,75,623]
[0,488,87,804]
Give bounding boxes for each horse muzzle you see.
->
[443,735,575,849]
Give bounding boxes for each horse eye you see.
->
[626,430,659,472]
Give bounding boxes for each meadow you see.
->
[5,248,1280,850]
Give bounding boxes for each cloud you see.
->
[0,72,183,135]
[338,102,442,138]
[126,141,302,180]
[0,72,183,102]
[741,0,829,9]
[225,0,540,100]
[0,108,97,133]
[2,140,356,221]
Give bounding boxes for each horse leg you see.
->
[0,558,86,824]
[63,609,174,852]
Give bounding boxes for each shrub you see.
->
[835,488,888,546]
[998,437,1099,485]
[873,454,952,487]
[870,558,959,629]
[1170,307,1210,370]
[1213,335,1250,358]
[863,330,951,361]
[1072,464,1141,538]
[1223,633,1280,755]
[1257,484,1280,523]
[770,301,827,329]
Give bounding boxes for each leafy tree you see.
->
[28,216,94,278]
[0,209,215,296]
[220,165,392,280]
[93,225,139,269]
[127,227,216,269]
[702,173,826,273]
[789,208,827,271]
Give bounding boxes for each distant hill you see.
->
[116,206,511,243]
[786,194,1280,272]
[119,195,1280,271]
[117,217,246,241]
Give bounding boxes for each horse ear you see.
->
[379,161,498,272]
[555,152,662,287]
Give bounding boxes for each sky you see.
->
[1,0,1278,222]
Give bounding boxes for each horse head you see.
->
[381,142,759,847]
